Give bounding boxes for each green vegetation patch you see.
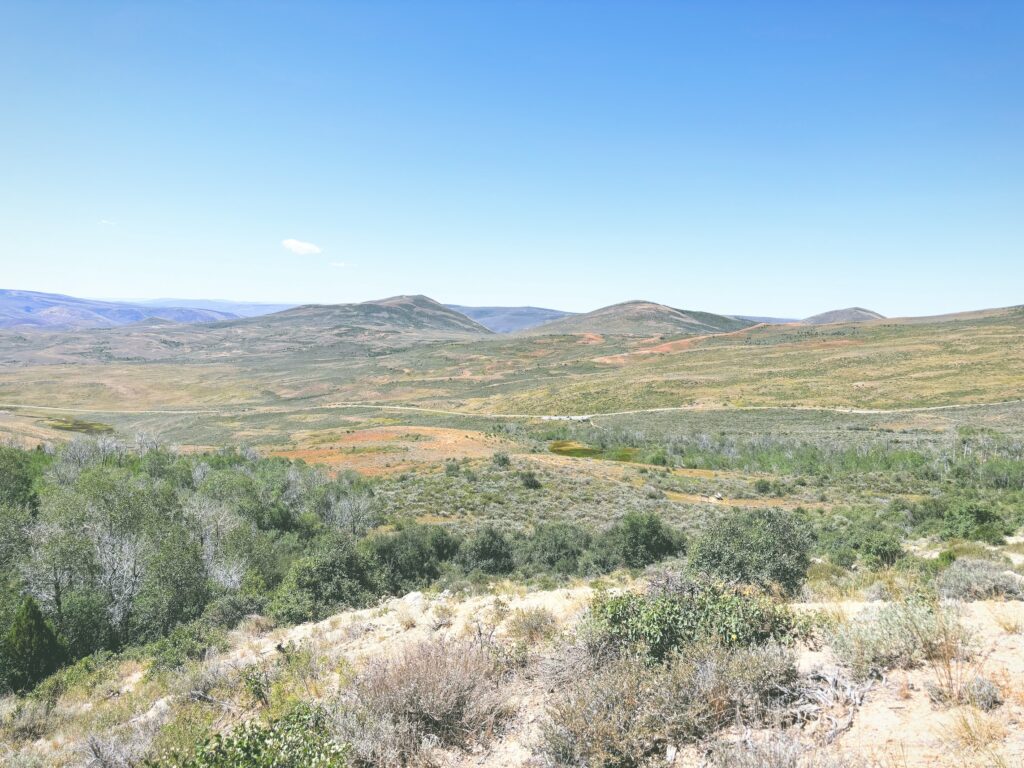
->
[44,416,114,434]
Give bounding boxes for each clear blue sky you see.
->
[1,1,1021,317]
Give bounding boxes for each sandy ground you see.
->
[220,591,1024,768]
[271,426,513,475]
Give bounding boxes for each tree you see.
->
[595,512,684,569]
[689,508,813,595]
[1,597,67,692]
[458,525,515,574]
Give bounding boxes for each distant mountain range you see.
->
[446,305,574,333]
[0,289,237,329]
[0,288,889,335]
[134,298,297,318]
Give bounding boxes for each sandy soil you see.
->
[271,426,513,475]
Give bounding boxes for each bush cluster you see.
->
[589,578,793,662]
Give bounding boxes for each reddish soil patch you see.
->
[271,426,512,476]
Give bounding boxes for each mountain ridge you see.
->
[522,300,755,337]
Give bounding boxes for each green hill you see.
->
[523,300,755,337]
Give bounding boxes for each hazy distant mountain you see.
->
[736,315,799,324]
[446,305,574,333]
[523,300,755,336]
[802,307,885,325]
[136,298,297,318]
[0,289,237,330]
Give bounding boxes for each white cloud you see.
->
[282,238,322,255]
[330,261,348,268]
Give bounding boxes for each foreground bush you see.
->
[830,598,971,681]
[149,704,348,767]
[689,508,813,595]
[333,639,506,765]
[541,643,797,767]
[934,558,1024,601]
[589,578,793,662]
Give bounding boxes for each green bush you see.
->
[520,522,592,575]
[594,512,684,569]
[0,597,67,693]
[690,508,813,595]
[458,525,515,574]
[589,579,793,662]
[361,523,461,594]
[942,500,1006,544]
[148,703,347,767]
[269,534,378,623]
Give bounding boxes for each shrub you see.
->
[458,525,515,575]
[361,523,462,594]
[589,579,793,662]
[520,470,542,489]
[704,734,862,768]
[690,508,813,595]
[149,703,348,767]
[594,512,684,569]
[333,639,506,765]
[0,597,67,693]
[829,598,971,681]
[521,522,592,575]
[934,558,1024,601]
[858,530,905,568]
[942,500,1005,544]
[540,643,798,766]
[506,607,558,645]
[269,534,377,623]
[146,620,228,673]
[491,452,511,468]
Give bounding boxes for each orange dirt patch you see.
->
[271,426,512,476]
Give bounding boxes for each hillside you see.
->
[245,295,493,335]
[446,304,574,333]
[803,307,885,324]
[524,300,755,336]
[0,289,237,329]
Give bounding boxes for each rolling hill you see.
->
[523,300,756,337]
[446,304,574,333]
[0,289,237,329]
[802,307,885,324]
[245,295,493,335]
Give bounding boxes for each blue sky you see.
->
[1,1,1021,317]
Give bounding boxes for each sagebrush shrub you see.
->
[829,598,971,681]
[333,639,505,765]
[934,558,1023,601]
[540,643,798,766]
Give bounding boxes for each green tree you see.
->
[595,512,684,569]
[690,508,813,595]
[458,525,515,574]
[1,597,67,692]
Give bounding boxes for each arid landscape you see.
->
[3,2,1023,766]
[3,294,1024,767]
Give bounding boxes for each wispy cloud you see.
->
[282,238,322,255]
[330,261,348,268]
[98,219,115,226]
